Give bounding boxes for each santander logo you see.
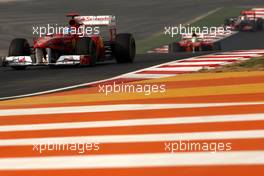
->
[18,57,26,63]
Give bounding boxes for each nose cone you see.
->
[34,37,53,48]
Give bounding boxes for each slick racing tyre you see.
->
[114,33,136,63]
[201,45,209,51]
[252,22,258,32]
[8,38,30,70]
[9,38,30,56]
[169,43,183,53]
[75,37,97,66]
[213,41,222,51]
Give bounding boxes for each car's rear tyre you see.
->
[257,18,263,30]
[224,18,229,26]
[114,33,136,63]
[75,37,97,66]
[8,38,30,70]
[213,42,221,51]
[224,18,234,26]
[194,46,202,52]
[238,24,244,32]
[169,43,183,53]
[201,45,209,51]
[248,21,258,32]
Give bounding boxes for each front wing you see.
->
[5,55,92,66]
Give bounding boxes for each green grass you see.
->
[238,57,264,68]
[200,57,264,73]
[137,7,244,54]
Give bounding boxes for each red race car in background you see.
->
[169,33,221,53]
[224,10,264,31]
[5,13,136,70]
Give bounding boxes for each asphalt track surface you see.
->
[0,0,263,52]
[0,0,264,98]
[0,52,213,98]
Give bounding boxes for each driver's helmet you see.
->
[64,19,81,35]
[191,37,197,43]
[192,31,197,37]
[191,31,198,42]
[240,15,247,21]
[65,27,72,34]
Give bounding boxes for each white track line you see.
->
[163,62,225,66]
[220,51,264,54]
[187,58,248,61]
[1,102,264,116]
[120,73,176,79]
[236,49,264,52]
[183,7,223,27]
[0,113,263,132]
[0,55,186,100]
[252,8,264,11]
[0,48,261,100]
[169,61,228,65]
[0,151,263,170]
[0,130,263,146]
[147,67,203,71]
[208,54,262,57]
[196,56,246,59]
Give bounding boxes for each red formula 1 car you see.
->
[5,13,136,70]
[224,10,264,31]
[169,34,221,53]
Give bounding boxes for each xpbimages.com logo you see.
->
[98,82,166,95]
[32,24,100,37]
[164,24,232,37]
[164,140,232,153]
[33,142,100,154]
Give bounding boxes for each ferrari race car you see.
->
[169,33,221,53]
[4,13,136,70]
[224,10,264,31]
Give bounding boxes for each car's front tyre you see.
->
[8,38,30,70]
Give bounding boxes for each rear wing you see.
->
[181,30,232,42]
[181,33,213,42]
[241,10,257,16]
[240,10,264,19]
[74,15,116,27]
